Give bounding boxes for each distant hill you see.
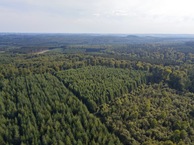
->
[126,35,140,38]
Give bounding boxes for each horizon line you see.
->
[1,32,194,35]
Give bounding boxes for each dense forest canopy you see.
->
[1,33,194,145]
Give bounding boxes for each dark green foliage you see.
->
[0,74,121,145]
[57,66,147,112]
[1,34,194,145]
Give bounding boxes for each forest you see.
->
[1,33,194,145]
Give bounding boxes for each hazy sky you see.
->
[0,0,194,33]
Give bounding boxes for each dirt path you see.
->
[35,50,50,54]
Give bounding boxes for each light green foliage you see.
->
[99,84,194,144]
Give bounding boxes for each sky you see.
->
[0,0,194,34]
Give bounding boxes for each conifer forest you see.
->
[1,33,194,145]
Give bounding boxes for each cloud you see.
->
[0,0,194,33]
